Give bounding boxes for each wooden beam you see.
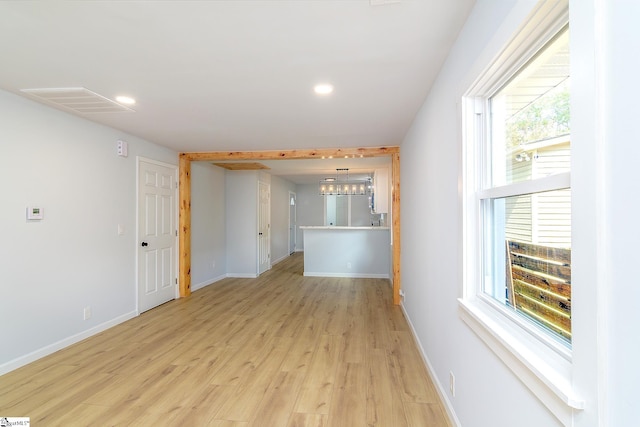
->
[212,162,271,171]
[177,146,401,305]
[179,154,192,297]
[181,146,399,162]
[392,152,401,305]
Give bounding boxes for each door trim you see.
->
[136,156,179,314]
[257,181,271,275]
[288,191,296,255]
[178,146,401,305]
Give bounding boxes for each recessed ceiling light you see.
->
[115,95,136,105]
[314,84,334,95]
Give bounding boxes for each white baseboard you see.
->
[271,254,289,265]
[0,310,138,376]
[400,302,461,427]
[226,273,258,278]
[303,272,390,279]
[191,274,228,291]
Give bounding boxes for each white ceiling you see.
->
[0,0,475,182]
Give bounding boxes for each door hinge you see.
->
[175,230,178,237]
[175,278,178,284]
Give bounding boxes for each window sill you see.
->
[458,297,583,426]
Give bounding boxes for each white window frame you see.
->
[458,2,584,425]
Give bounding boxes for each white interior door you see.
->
[138,158,178,313]
[258,181,270,274]
[289,192,296,255]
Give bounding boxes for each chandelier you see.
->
[319,168,371,196]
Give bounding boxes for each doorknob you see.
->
[141,242,149,247]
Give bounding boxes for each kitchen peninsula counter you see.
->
[300,226,391,278]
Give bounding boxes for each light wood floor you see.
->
[0,253,450,426]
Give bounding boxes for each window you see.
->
[483,27,572,347]
[459,2,582,422]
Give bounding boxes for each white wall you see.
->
[400,0,640,426]
[270,175,296,264]
[400,1,563,426]
[225,170,272,276]
[225,171,258,277]
[0,89,177,372]
[190,162,227,291]
[295,183,325,249]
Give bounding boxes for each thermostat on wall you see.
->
[27,206,44,220]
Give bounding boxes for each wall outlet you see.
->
[449,371,456,397]
[83,306,92,320]
[347,262,352,269]
[212,260,216,269]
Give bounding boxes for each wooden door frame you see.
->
[178,146,401,305]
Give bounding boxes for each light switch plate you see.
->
[116,139,128,157]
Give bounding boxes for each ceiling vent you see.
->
[20,87,134,114]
